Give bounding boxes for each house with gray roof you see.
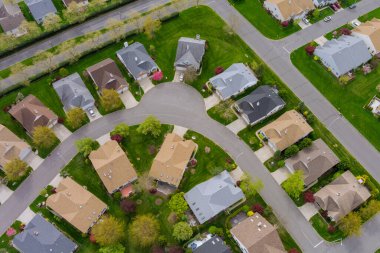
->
[209,63,258,100]
[25,0,57,24]
[0,0,25,36]
[314,35,372,77]
[13,214,77,253]
[193,235,232,253]
[235,85,285,125]
[116,42,159,80]
[184,170,245,224]
[312,0,336,7]
[174,36,206,72]
[53,73,95,112]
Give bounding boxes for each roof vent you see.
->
[124,42,129,48]
[196,34,200,40]
[134,57,138,61]
[33,231,39,236]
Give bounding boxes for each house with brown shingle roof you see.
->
[0,124,31,168]
[0,0,25,36]
[149,133,197,188]
[89,140,137,194]
[314,171,371,221]
[9,95,58,135]
[230,214,286,253]
[264,0,314,22]
[86,58,128,94]
[352,18,380,55]
[285,139,340,187]
[258,110,313,152]
[46,177,107,233]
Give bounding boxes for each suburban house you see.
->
[193,235,232,253]
[0,124,31,168]
[12,214,77,253]
[258,110,313,152]
[312,0,337,8]
[184,170,245,224]
[285,139,340,187]
[208,63,258,101]
[149,133,197,188]
[352,18,380,55]
[314,171,371,221]
[46,177,108,233]
[53,73,95,112]
[314,35,372,77]
[230,214,286,253]
[89,140,138,194]
[61,0,88,8]
[174,36,206,72]
[86,58,128,94]
[0,0,25,36]
[9,94,58,135]
[368,96,380,116]
[235,85,286,126]
[24,0,57,24]
[116,42,159,81]
[263,0,314,22]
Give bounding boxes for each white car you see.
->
[351,21,360,27]
[302,17,310,25]
[324,16,332,22]
[88,108,96,117]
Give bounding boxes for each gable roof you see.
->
[116,42,159,79]
[193,236,232,253]
[13,214,77,253]
[89,140,137,193]
[353,18,380,53]
[0,124,31,167]
[266,0,314,21]
[46,177,107,233]
[24,0,57,24]
[209,63,258,100]
[0,0,25,32]
[230,214,286,253]
[285,139,340,186]
[86,58,128,92]
[259,110,313,151]
[314,35,372,76]
[174,37,206,70]
[9,94,58,134]
[184,170,244,224]
[149,133,196,187]
[236,85,286,124]
[53,73,95,111]
[314,171,371,221]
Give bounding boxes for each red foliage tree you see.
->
[320,210,329,219]
[288,249,300,253]
[340,28,352,35]
[281,21,289,27]
[252,203,264,215]
[120,199,136,214]
[89,233,96,243]
[152,71,163,81]
[214,66,224,75]
[305,45,316,55]
[57,117,65,124]
[303,191,315,203]
[328,225,336,234]
[151,245,165,253]
[111,134,123,143]
[149,188,157,194]
[168,246,184,253]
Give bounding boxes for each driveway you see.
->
[17,207,36,224]
[314,36,328,46]
[173,70,184,83]
[87,107,102,122]
[299,202,319,221]
[226,118,247,134]
[271,167,290,185]
[24,153,43,171]
[204,94,220,110]
[52,124,71,142]
[120,90,139,109]
[0,184,13,204]
[172,125,188,137]
[254,145,273,163]
[96,133,111,145]
[138,77,155,93]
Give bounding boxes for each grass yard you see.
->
[310,213,344,241]
[358,7,380,22]
[18,2,35,22]
[309,7,335,24]
[0,220,22,253]
[228,0,301,39]
[291,45,380,153]
[207,102,238,125]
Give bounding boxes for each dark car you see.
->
[349,4,357,9]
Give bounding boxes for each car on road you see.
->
[302,17,310,25]
[88,108,96,117]
[349,4,356,9]
[324,16,332,22]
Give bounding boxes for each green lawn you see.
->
[291,46,380,153]
[228,0,301,39]
[339,0,360,8]
[0,220,22,253]
[310,213,344,242]
[358,7,380,22]
[309,7,334,24]
[18,2,35,22]
[207,104,238,125]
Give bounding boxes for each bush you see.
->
[151,245,165,253]
[113,191,122,201]
[298,138,312,150]
[288,249,300,253]
[284,145,299,159]
[242,205,250,212]
[336,160,350,170]
[252,203,264,215]
[305,45,315,55]
[303,191,315,203]
[327,225,336,234]
[273,150,282,161]
[277,160,285,168]
[168,246,184,253]
[208,226,223,236]
[214,66,224,74]
[120,199,136,214]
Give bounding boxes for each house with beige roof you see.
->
[0,124,31,168]
[9,95,58,134]
[46,177,107,233]
[264,0,314,22]
[314,171,370,221]
[230,214,286,253]
[258,110,313,152]
[352,18,380,55]
[285,139,340,187]
[89,140,137,194]
[149,133,197,188]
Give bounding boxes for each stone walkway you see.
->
[271,167,291,185]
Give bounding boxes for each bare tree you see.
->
[9,63,31,86]
[87,30,103,49]
[42,13,62,32]
[59,40,80,64]
[106,18,125,42]
[128,10,143,32]
[143,15,161,39]
[34,51,57,73]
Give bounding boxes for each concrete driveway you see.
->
[254,145,273,163]
[138,77,154,93]
[226,118,247,134]
[0,184,13,204]
[17,207,36,224]
[271,167,291,185]
[24,153,43,171]
[96,133,111,145]
[52,124,71,142]
[314,36,328,46]
[173,70,184,83]
[299,203,319,221]
[49,174,64,188]
[204,94,220,110]
[87,107,102,122]
[172,125,188,137]
[120,90,138,109]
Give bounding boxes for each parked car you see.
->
[302,17,310,25]
[88,108,96,117]
[334,2,341,8]
[324,16,332,22]
[349,4,356,9]
[351,21,360,27]
[330,4,338,11]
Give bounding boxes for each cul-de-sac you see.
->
[0,0,380,252]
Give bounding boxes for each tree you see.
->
[136,115,161,138]
[66,107,87,129]
[338,212,362,236]
[106,18,125,42]
[339,28,352,36]
[151,245,165,253]
[63,2,87,24]
[9,62,30,86]
[100,89,123,112]
[98,244,125,253]
[143,15,161,39]
[359,200,380,221]
[34,51,57,73]
[252,203,264,215]
[4,158,28,181]
[89,0,106,11]
[298,138,312,150]
[282,170,304,199]
[284,145,299,159]
[168,246,184,253]
[32,126,57,149]
[312,9,320,18]
[305,45,316,55]
[303,190,315,203]
[75,138,99,157]
[42,13,62,32]
[129,214,160,247]
[59,40,80,64]
[20,21,42,39]
[111,123,129,139]
[208,226,223,236]
[120,199,137,214]
[239,177,263,198]
[168,192,188,215]
[183,67,198,83]
[172,222,193,241]
[58,68,69,77]
[92,216,125,246]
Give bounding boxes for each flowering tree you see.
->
[303,190,315,203]
[281,21,289,27]
[252,203,264,215]
[305,45,316,55]
[340,28,352,35]
[214,66,224,75]
[111,134,123,143]
[152,71,163,81]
